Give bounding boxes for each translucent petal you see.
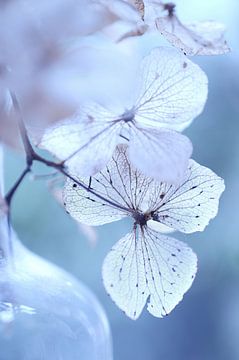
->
[63,146,224,232]
[39,104,121,176]
[140,0,164,27]
[102,227,197,319]
[156,17,230,56]
[151,159,225,233]
[63,145,156,225]
[129,126,192,182]
[147,219,174,234]
[134,47,208,131]
[63,176,127,226]
[39,46,206,179]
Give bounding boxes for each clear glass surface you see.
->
[0,228,113,360]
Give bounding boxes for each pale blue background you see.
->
[5,1,239,359]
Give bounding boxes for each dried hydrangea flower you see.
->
[63,145,225,319]
[156,14,230,56]
[122,1,230,56]
[40,47,207,183]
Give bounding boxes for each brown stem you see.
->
[5,166,31,207]
[10,92,34,167]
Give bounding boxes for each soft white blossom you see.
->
[63,145,225,319]
[121,1,230,56]
[155,15,231,56]
[40,46,208,182]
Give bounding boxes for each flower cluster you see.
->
[40,1,226,319]
[0,0,228,319]
[39,47,207,183]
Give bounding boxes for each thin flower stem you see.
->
[5,166,31,207]
[59,168,132,213]
[10,92,34,166]
[30,153,132,213]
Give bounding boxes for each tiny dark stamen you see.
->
[164,2,176,17]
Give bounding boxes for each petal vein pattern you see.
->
[63,145,152,225]
[156,17,230,56]
[40,103,121,176]
[134,47,208,130]
[102,227,197,319]
[151,159,225,233]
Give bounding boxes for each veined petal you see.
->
[147,219,174,234]
[151,159,225,233]
[129,126,193,183]
[63,144,154,226]
[39,103,120,176]
[134,47,208,131]
[102,226,197,319]
[63,144,152,226]
[63,176,127,226]
[63,146,224,233]
[156,17,230,56]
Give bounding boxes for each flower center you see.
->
[121,109,135,123]
[134,213,147,226]
[133,212,152,226]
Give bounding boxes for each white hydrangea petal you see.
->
[63,144,149,226]
[63,144,161,226]
[187,21,230,55]
[156,17,230,56]
[63,176,128,226]
[63,145,159,225]
[147,219,174,234]
[102,227,197,319]
[151,159,225,233]
[134,47,208,131]
[128,126,192,183]
[95,144,153,210]
[39,103,121,176]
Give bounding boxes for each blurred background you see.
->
[3,0,239,359]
